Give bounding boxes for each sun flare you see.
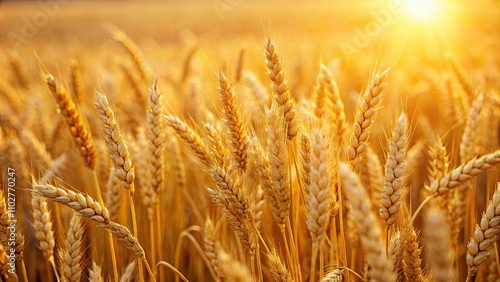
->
[403,0,441,21]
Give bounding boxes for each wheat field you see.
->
[0,0,499,281]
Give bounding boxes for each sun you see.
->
[403,0,441,21]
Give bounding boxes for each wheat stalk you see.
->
[379,112,408,226]
[360,146,384,211]
[207,167,256,255]
[401,220,423,282]
[251,140,283,227]
[113,30,151,83]
[266,102,291,229]
[460,93,484,162]
[58,213,83,282]
[340,162,395,282]
[70,60,83,103]
[120,260,138,282]
[466,183,500,280]
[31,194,55,261]
[445,53,475,100]
[20,129,53,168]
[424,204,454,282]
[218,73,249,172]
[347,68,390,168]
[165,115,212,167]
[147,81,166,196]
[217,246,252,282]
[105,168,122,222]
[428,150,500,195]
[243,70,269,107]
[388,231,403,282]
[268,248,293,282]
[313,68,328,120]
[320,64,347,143]
[205,123,226,167]
[202,218,224,279]
[94,91,135,195]
[320,269,344,282]
[32,184,146,258]
[427,135,450,189]
[88,261,104,282]
[45,74,97,169]
[265,38,298,140]
[306,127,335,244]
[253,185,265,232]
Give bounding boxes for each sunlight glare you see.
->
[404,0,441,21]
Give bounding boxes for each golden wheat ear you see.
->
[265,38,298,140]
[340,162,395,282]
[218,73,249,173]
[379,112,408,227]
[466,183,500,281]
[88,261,104,282]
[58,213,84,282]
[347,67,390,168]
[43,73,97,170]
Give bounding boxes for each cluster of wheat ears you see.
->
[0,29,499,282]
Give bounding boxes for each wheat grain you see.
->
[268,248,293,282]
[427,136,450,184]
[217,246,252,282]
[320,64,347,143]
[306,127,334,244]
[460,93,484,162]
[205,123,226,167]
[347,68,390,168]
[466,183,500,280]
[32,184,146,258]
[428,150,500,195]
[445,53,475,100]
[313,68,328,120]
[401,220,423,282]
[253,185,265,231]
[45,74,97,169]
[266,102,291,229]
[20,129,53,168]
[388,232,403,282]
[168,132,187,189]
[265,38,298,140]
[95,91,135,195]
[424,204,454,282]
[250,140,283,227]
[203,218,224,279]
[113,30,151,83]
[70,60,83,103]
[379,112,408,226]
[165,115,212,167]
[31,194,55,261]
[360,146,384,211]
[105,168,122,222]
[120,260,138,282]
[58,213,83,282]
[243,70,269,107]
[88,261,104,282]
[207,167,256,255]
[218,73,249,172]
[340,162,395,282]
[320,269,344,281]
[147,81,166,196]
